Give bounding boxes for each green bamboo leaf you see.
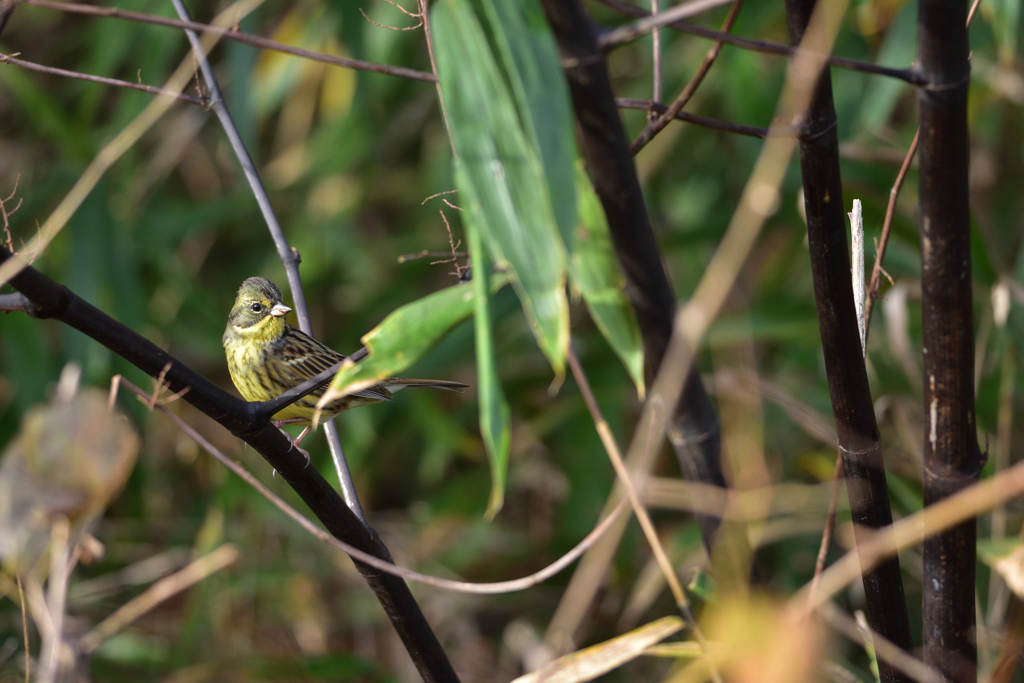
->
[569,165,645,398]
[323,282,478,403]
[478,0,577,247]
[321,268,511,516]
[433,0,569,377]
[461,160,511,518]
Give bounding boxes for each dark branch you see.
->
[917,0,980,679]
[784,0,914,680]
[539,0,732,562]
[0,247,458,683]
[0,0,16,37]
[0,291,31,312]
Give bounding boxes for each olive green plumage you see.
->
[223,277,466,428]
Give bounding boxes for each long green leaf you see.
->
[461,159,511,518]
[569,165,645,397]
[433,0,569,377]
[478,0,577,247]
[320,271,511,516]
[321,282,478,404]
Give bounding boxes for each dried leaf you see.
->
[0,385,139,575]
[512,616,684,683]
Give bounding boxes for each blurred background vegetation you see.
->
[0,0,1022,680]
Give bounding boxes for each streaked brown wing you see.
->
[275,326,393,403]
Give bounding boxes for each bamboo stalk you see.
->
[784,1,914,680]
[917,0,981,680]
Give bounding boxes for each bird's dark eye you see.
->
[251,303,263,313]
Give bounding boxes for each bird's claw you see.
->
[294,443,311,468]
[273,424,311,468]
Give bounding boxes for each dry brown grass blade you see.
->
[79,545,240,654]
[797,452,1024,614]
[513,617,684,683]
[568,347,720,681]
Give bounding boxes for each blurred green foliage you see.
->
[0,0,1022,680]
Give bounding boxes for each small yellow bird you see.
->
[223,276,467,452]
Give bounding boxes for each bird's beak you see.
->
[270,303,291,318]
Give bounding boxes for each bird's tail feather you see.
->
[381,378,468,393]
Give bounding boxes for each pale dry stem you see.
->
[110,376,631,595]
[78,545,240,654]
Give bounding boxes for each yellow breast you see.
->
[225,337,274,403]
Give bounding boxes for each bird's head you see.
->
[224,276,292,343]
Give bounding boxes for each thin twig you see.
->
[631,0,744,154]
[0,53,206,105]
[169,0,365,517]
[114,377,630,594]
[796,442,1024,615]
[0,176,30,266]
[599,0,737,48]
[816,602,944,683]
[568,346,722,683]
[618,98,775,138]
[24,0,436,83]
[421,189,459,204]
[358,5,423,32]
[836,0,980,337]
[146,362,190,408]
[805,453,843,612]
[16,574,28,682]
[968,0,983,25]
[437,210,468,279]
[397,250,469,263]
[382,0,420,18]
[1,175,22,253]
[1,176,22,259]
[594,0,924,85]
[39,518,71,683]
[418,0,456,155]
[650,0,662,118]
[863,129,918,332]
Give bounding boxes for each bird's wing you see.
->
[277,326,393,402]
